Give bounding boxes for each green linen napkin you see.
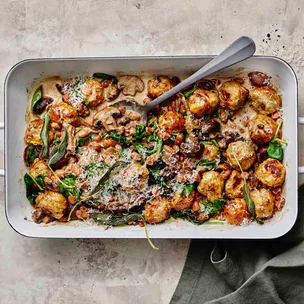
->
[170,185,304,304]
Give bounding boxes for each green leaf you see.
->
[86,161,110,176]
[132,124,147,140]
[52,134,61,145]
[90,213,143,226]
[48,128,68,166]
[40,110,50,158]
[24,173,44,203]
[202,199,227,214]
[181,183,196,197]
[196,158,217,170]
[183,85,197,99]
[76,134,91,148]
[109,131,130,146]
[118,148,131,158]
[90,161,127,196]
[267,140,283,161]
[58,174,80,200]
[25,145,40,164]
[243,183,255,217]
[203,140,219,148]
[149,167,169,188]
[92,73,118,84]
[31,85,42,113]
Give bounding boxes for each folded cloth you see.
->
[170,185,304,304]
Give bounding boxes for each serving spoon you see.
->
[114,36,256,125]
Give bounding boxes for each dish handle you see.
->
[298,117,304,174]
[0,121,4,177]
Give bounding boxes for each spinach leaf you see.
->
[31,85,42,113]
[183,85,197,99]
[202,199,227,214]
[182,183,196,197]
[267,120,287,161]
[118,148,131,158]
[52,134,61,145]
[24,173,44,203]
[133,139,163,161]
[110,131,130,146]
[86,161,110,176]
[25,145,40,165]
[58,174,80,200]
[40,110,50,158]
[90,213,143,226]
[132,124,147,140]
[243,183,255,217]
[196,158,217,170]
[90,161,127,196]
[203,140,219,148]
[76,134,91,148]
[48,128,68,166]
[92,73,118,84]
[170,209,207,225]
[149,167,169,188]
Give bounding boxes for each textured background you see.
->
[1,0,304,303]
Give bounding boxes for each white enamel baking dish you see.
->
[2,56,302,239]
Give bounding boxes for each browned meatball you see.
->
[250,188,275,219]
[225,170,244,198]
[219,80,249,110]
[148,76,173,99]
[248,115,277,145]
[144,197,171,224]
[249,87,281,115]
[35,191,67,219]
[49,102,78,126]
[80,78,104,107]
[198,171,224,202]
[202,143,219,161]
[188,89,219,117]
[256,158,286,188]
[158,111,185,140]
[224,198,251,225]
[226,141,256,171]
[172,190,195,211]
[24,119,44,145]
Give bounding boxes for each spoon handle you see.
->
[145,36,256,110]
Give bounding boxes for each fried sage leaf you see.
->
[90,161,127,196]
[48,128,68,166]
[40,110,50,158]
[243,183,255,217]
[90,213,143,226]
[31,85,42,113]
[93,73,118,84]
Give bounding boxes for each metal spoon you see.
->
[114,36,256,125]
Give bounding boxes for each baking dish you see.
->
[2,55,302,239]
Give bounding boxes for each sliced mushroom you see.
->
[63,123,76,154]
[117,75,144,96]
[104,83,120,101]
[93,106,121,131]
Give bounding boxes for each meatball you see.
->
[198,171,224,202]
[224,198,251,225]
[219,80,249,110]
[147,76,174,99]
[202,143,219,161]
[188,89,219,117]
[249,87,281,115]
[172,190,195,211]
[256,158,286,188]
[49,102,78,126]
[24,119,44,145]
[80,78,104,107]
[225,170,244,198]
[226,141,256,171]
[144,197,171,224]
[250,188,275,219]
[29,159,51,178]
[158,111,185,140]
[35,191,67,219]
[248,115,277,145]
[120,162,149,193]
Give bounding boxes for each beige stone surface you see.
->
[1,0,304,303]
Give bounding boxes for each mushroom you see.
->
[117,75,144,96]
[63,123,76,154]
[93,106,121,131]
[104,83,120,101]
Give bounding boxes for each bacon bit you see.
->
[102,80,111,88]
[275,197,285,211]
[138,221,145,227]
